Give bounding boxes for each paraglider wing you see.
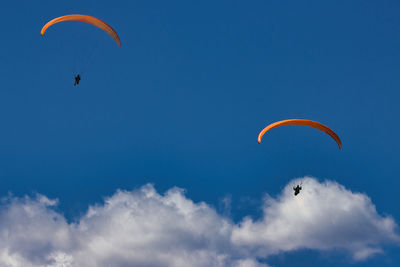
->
[257,119,342,149]
[41,14,121,46]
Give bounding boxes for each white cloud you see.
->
[231,177,400,260]
[0,178,398,267]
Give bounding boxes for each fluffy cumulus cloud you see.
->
[231,178,400,260]
[0,178,398,267]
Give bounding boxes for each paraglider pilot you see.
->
[293,184,302,196]
[74,74,81,86]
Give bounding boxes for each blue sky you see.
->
[0,1,400,266]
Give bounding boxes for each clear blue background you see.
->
[1,0,399,266]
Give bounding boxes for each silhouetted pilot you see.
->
[74,74,81,86]
[293,184,302,196]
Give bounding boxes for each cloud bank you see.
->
[0,177,398,267]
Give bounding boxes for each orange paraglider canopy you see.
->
[257,119,342,149]
[41,14,121,47]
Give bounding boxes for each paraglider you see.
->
[41,14,121,46]
[257,119,342,149]
[41,14,120,86]
[74,74,81,86]
[293,184,302,196]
